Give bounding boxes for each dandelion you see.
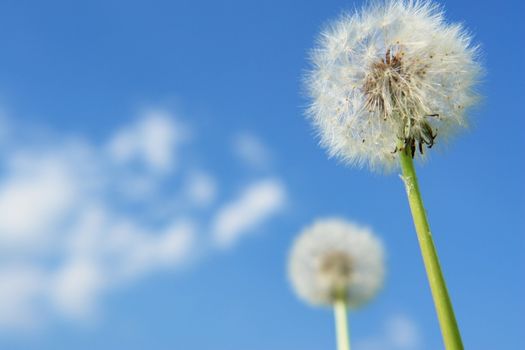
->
[305,1,482,348]
[306,0,480,170]
[288,218,385,350]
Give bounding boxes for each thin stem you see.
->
[333,298,350,350]
[399,145,463,350]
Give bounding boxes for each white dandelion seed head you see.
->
[306,0,482,171]
[288,218,385,308]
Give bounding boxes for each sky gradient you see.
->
[0,0,523,349]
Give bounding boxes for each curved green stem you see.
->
[399,146,463,349]
[333,298,350,350]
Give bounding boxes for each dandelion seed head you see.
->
[306,0,482,170]
[288,218,385,308]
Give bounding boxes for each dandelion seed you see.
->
[306,0,481,170]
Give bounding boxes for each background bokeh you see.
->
[0,0,523,349]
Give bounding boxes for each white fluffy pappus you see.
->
[305,0,482,170]
[288,218,385,308]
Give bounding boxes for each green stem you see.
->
[333,298,350,350]
[399,145,463,350]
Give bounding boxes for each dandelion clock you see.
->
[288,218,385,350]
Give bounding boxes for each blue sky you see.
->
[0,0,523,349]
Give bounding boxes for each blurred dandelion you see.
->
[304,1,482,348]
[288,218,385,350]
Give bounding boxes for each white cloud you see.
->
[102,219,196,279]
[0,266,47,329]
[233,132,272,169]
[386,314,421,349]
[212,179,286,248]
[0,108,287,331]
[355,314,421,350]
[0,160,75,246]
[185,172,217,208]
[107,109,187,173]
[51,259,105,319]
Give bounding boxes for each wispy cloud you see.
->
[0,153,78,249]
[232,132,272,169]
[0,109,287,330]
[385,314,421,349]
[355,313,422,350]
[212,179,287,249]
[0,265,47,329]
[107,109,188,174]
[184,171,217,208]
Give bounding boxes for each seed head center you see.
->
[319,250,354,295]
[362,48,438,157]
[363,48,408,120]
